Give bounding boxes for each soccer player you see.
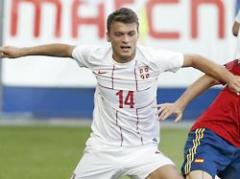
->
[1,8,240,179]
[156,10,240,179]
[157,59,240,179]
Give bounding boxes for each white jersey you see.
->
[72,45,183,147]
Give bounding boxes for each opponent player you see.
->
[1,8,240,179]
[157,58,240,179]
[155,9,240,179]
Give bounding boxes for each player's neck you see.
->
[112,51,136,64]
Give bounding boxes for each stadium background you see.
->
[0,1,239,179]
[0,0,239,120]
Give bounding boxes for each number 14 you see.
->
[116,90,135,108]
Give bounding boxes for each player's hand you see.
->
[154,103,183,123]
[0,46,23,58]
[227,75,240,95]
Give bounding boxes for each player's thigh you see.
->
[181,129,217,177]
[124,146,176,179]
[146,165,183,179]
[72,149,120,179]
[181,128,236,178]
[186,170,212,179]
[219,156,240,179]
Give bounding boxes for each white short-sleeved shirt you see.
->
[236,10,240,23]
[72,45,184,148]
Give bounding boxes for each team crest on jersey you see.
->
[139,66,150,79]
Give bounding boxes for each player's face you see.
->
[107,22,139,63]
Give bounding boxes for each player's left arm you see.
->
[156,74,217,122]
[182,54,240,93]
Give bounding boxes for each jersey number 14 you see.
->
[116,90,135,108]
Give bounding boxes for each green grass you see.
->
[0,126,188,179]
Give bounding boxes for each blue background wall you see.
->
[3,86,220,120]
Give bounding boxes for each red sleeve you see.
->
[224,59,238,73]
[217,59,237,85]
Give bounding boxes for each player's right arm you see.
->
[0,44,75,59]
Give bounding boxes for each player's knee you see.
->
[186,170,212,179]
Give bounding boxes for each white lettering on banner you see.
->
[2,0,237,87]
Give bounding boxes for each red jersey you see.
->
[191,59,240,147]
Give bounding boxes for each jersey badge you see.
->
[139,66,150,79]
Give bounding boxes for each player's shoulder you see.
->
[75,44,110,53]
[138,44,173,51]
[224,59,240,74]
[73,44,111,60]
[137,45,158,61]
[137,45,178,61]
[224,59,239,68]
[91,45,112,61]
[137,45,158,55]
